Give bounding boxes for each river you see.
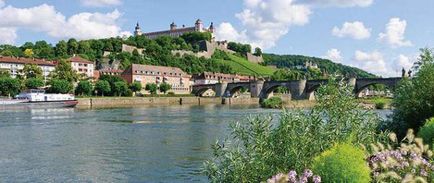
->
[0,105,391,182]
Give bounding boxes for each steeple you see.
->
[170,21,177,31]
[209,22,214,33]
[195,19,203,32]
[134,22,142,36]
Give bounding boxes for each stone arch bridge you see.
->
[192,77,402,100]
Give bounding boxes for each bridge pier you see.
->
[215,82,228,97]
[250,80,264,98]
[289,79,307,100]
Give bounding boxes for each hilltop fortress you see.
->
[131,19,263,63]
[134,19,215,40]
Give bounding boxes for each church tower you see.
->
[195,19,204,32]
[134,22,142,36]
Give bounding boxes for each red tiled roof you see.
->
[99,69,124,73]
[0,56,55,66]
[69,56,93,64]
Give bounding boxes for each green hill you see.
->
[215,54,275,76]
[263,54,376,78]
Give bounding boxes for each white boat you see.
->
[0,89,78,109]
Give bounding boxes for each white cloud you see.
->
[301,0,373,7]
[80,0,122,7]
[395,54,414,71]
[353,50,389,76]
[323,48,343,63]
[0,0,4,8]
[0,27,17,45]
[0,3,127,44]
[332,21,371,40]
[216,0,311,49]
[378,18,412,48]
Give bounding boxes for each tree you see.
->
[24,49,34,58]
[129,82,142,95]
[50,60,79,83]
[48,79,73,94]
[113,81,129,97]
[75,80,93,96]
[55,40,68,58]
[34,41,54,59]
[384,48,434,138]
[67,38,79,55]
[145,83,158,95]
[0,77,21,97]
[21,64,43,79]
[254,47,262,56]
[159,82,172,94]
[95,80,111,96]
[25,78,44,89]
[99,75,124,96]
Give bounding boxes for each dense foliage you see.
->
[204,78,381,182]
[75,80,93,96]
[260,97,284,109]
[94,80,111,96]
[263,54,376,78]
[145,83,158,95]
[129,82,142,95]
[312,143,371,183]
[418,118,434,147]
[385,48,434,138]
[267,169,321,183]
[0,76,21,96]
[227,42,252,55]
[159,83,172,94]
[25,78,44,89]
[48,79,73,94]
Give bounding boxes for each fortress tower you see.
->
[134,22,142,36]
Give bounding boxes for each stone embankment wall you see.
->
[77,97,317,109]
[76,97,260,109]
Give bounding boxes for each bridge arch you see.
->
[224,82,251,98]
[355,78,401,98]
[192,84,216,97]
[259,82,292,100]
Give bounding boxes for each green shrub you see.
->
[418,118,434,147]
[204,78,382,182]
[312,143,371,183]
[167,91,175,96]
[374,100,386,109]
[260,97,283,108]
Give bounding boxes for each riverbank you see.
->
[76,97,316,109]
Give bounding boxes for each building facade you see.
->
[121,64,192,94]
[134,19,215,40]
[69,56,95,79]
[192,72,254,85]
[0,56,56,81]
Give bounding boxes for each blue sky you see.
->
[0,0,433,76]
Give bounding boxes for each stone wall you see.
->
[122,44,144,55]
[246,53,264,64]
[76,97,263,109]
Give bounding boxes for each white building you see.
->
[69,56,94,79]
[0,56,56,81]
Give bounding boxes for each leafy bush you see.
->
[113,81,130,96]
[167,91,175,96]
[312,143,371,183]
[261,97,283,108]
[159,82,172,94]
[368,130,434,182]
[374,100,386,109]
[204,78,382,182]
[386,48,434,138]
[266,169,321,183]
[418,118,434,148]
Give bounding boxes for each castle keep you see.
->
[134,19,215,40]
